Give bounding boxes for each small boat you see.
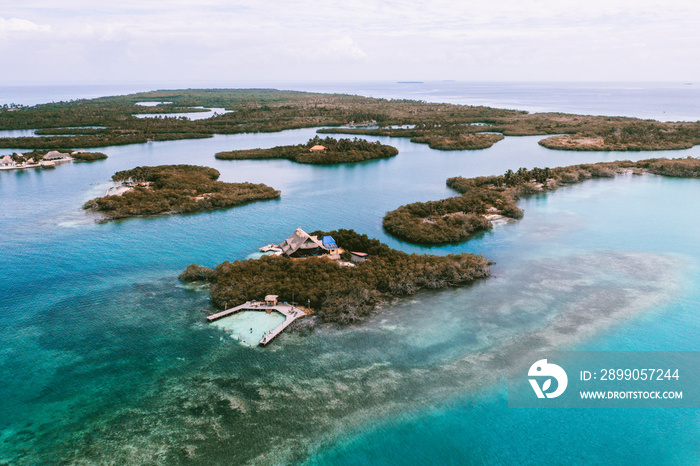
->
[40,161,56,169]
[259,244,279,252]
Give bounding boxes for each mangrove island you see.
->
[84,164,280,221]
[180,228,491,324]
[383,157,700,245]
[215,136,399,164]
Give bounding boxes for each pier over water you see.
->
[207,301,307,346]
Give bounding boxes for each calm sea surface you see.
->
[0,83,698,464]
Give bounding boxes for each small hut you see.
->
[350,252,368,263]
[265,295,278,306]
[309,145,326,152]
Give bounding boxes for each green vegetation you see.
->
[83,164,280,220]
[180,229,491,324]
[383,157,700,245]
[319,113,700,152]
[383,175,525,245]
[318,127,505,150]
[4,88,696,153]
[70,151,108,161]
[538,122,700,151]
[638,156,700,177]
[215,136,398,164]
[411,133,504,150]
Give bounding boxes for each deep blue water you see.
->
[0,84,698,464]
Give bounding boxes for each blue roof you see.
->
[321,236,338,250]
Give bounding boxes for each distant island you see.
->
[180,228,491,324]
[317,127,504,150]
[84,164,280,221]
[539,123,699,151]
[2,89,699,153]
[215,136,398,164]
[71,151,108,161]
[384,157,700,245]
[0,149,107,171]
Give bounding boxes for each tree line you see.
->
[215,136,399,165]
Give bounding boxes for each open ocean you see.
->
[0,82,698,465]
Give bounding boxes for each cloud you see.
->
[0,17,51,33]
[325,36,368,61]
[2,1,700,83]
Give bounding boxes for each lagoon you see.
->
[211,310,287,346]
[132,106,231,120]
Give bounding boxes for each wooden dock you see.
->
[206,301,306,346]
[259,305,306,346]
[206,302,251,322]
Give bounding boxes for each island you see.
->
[383,157,700,245]
[180,228,491,324]
[83,164,280,221]
[215,136,399,164]
[2,89,700,152]
[538,122,700,151]
[70,151,108,161]
[316,127,505,150]
[410,132,504,150]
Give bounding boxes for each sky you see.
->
[2,1,699,85]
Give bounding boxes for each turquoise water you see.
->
[211,310,286,346]
[1,99,699,463]
[308,176,700,465]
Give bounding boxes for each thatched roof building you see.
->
[43,151,66,160]
[279,228,327,257]
[1,155,15,166]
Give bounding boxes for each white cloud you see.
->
[0,17,51,33]
[324,36,368,61]
[2,1,700,83]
